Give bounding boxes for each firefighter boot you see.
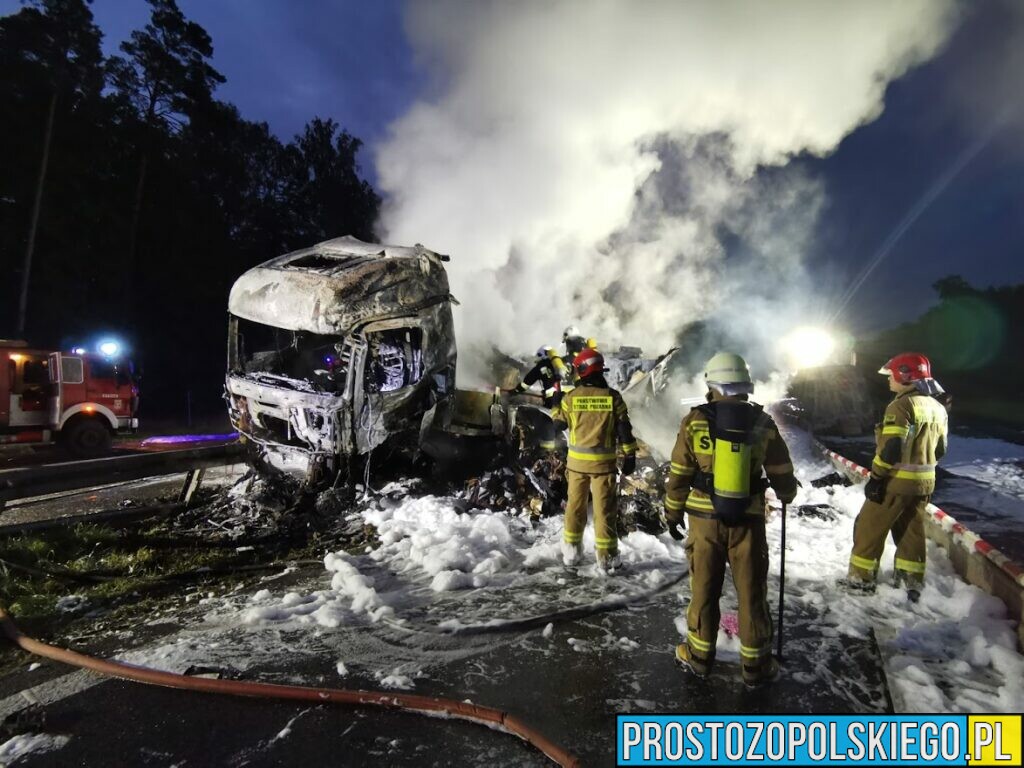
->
[560,540,582,568]
[742,656,779,688]
[837,572,876,595]
[596,551,622,574]
[893,569,923,603]
[675,643,712,679]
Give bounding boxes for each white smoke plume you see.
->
[376,0,959,388]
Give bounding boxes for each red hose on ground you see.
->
[0,606,579,767]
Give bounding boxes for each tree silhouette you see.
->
[292,117,381,243]
[0,0,104,333]
[932,275,974,299]
[0,0,380,419]
[107,0,225,276]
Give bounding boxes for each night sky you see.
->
[808,0,1024,331]
[3,0,1022,334]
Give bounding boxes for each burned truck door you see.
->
[350,319,430,455]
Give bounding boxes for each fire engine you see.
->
[1,340,139,457]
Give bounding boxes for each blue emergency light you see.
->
[98,340,121,357]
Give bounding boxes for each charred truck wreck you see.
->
[225,235,667,535]
[226,236,460,483]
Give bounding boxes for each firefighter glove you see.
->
[621,455,636,476]
[864,475,887,503]
[667,518,686,540]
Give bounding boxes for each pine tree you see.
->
[107,0,225,273]
[0,0,104,334]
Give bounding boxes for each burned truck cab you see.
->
[225,237,457,480]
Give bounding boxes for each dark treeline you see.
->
[856,276,1024,427]
[1,0,380,421]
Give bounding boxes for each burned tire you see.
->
[62,418,112,458]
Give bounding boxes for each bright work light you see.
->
[781,326,836,369]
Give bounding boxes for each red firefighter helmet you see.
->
[878,352,931,384]
[573,348,606,379]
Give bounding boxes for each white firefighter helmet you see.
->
[704,351,754,396]
[536,345,554,358]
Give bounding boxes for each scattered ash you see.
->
[1,705,46,742]
[810,471,853,488]
[166,443,669,550]
[453,451,567,521]
[451,447,666,535]
[794,503,840,522]
[167,472,374,552]
[168,472,307,542]
[618,463,669,535]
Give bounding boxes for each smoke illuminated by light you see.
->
[377,0,959,384]
[781,326,837,370]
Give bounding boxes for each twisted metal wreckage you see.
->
[224,236,671,529]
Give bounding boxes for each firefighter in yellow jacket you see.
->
[550,347,637,570]
[846,353,948,600]
[666,352,797,686]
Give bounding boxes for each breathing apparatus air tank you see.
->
[699,400,763,525]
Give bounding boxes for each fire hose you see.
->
[0,605,579,767]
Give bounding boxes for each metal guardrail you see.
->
[0,443,247,508]
[0,503,185,537]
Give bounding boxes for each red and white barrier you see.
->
[814,440,1024,590]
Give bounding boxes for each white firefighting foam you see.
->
[233,492,684,634]
[780,428,1024,713]
[0,733,70,764]
[102,427,1023,718]
[377,1,959,377]
[214,426,1023,713]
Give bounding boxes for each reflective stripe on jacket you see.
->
[871,391,948,495]
[550,380,636,473]
[664,396,797,521]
